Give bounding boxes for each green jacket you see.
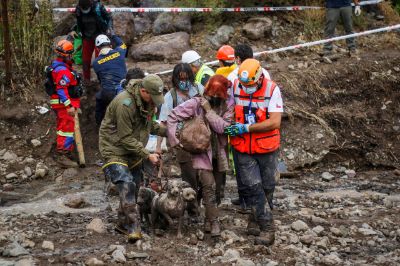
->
[99,80,166,166]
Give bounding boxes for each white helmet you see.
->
[181,50,201,64]
[95,34,111,47]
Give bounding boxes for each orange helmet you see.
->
[216,45,235,62]
[238,58,262,86]
[55,40,74,57]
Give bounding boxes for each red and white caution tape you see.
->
[53,0,382,13]
[154,24,400,75]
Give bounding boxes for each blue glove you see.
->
[224,123,250,136]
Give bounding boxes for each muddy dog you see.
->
[137,186,157,228]
[151,179,196,238]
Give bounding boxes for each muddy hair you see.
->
[171,63,195,89]
[234,44,253,63]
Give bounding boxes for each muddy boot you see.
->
[254,221,275,246]
[210,220,221,237]
[54,151,78,168]
[247,208,261,236]
[231,197,241,206]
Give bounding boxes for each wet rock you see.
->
[21,239,35,249]
[321,172,335,181]
[394,169,400,176]
[221,248,240,262]
[64,195,86,208]
[383,195,400,208]
[62,168,79,179]
[130,32,190,61]
[288,233,299,244]
[207,25,235,48]
[24,167,32,177]
[344,169,356,178]
[6,173,18,180]
[153,13,191,35]
[358,228,377,236]
[291,220,309,232]
[2,241,30,257]
[134,16,152,35]
[2,151,18,161]
[311,215,329,225]
[3,183,14,191]
[316,236,330,249]
[242,17,273,40]
[85,257,105,265]
[15,258,34,266]
[196,229,204,241]
[321,253,342,265]
[108,245,126,255]
[300,234,315,245]
[211,248,224,257]
[0,260,14,266]
[30,139,41,147]
[312,226,325,235]
[330,227,342,237]
[127,251,149,259]
[112,12,135,45]
[34,162,48,178]
[86,218,106,233]
[41,240,54,251]
[112,250,126,263]
[221,230,241,244]
[236,258,255,266]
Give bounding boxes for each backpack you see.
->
[44,66,83,98]
[178,99,211,154]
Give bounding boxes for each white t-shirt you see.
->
[268,86,284,113]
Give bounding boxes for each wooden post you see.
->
[1,0,12,84]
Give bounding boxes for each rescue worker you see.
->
[181,50,214,88]
[50,40,82,167]
[215,45,237,78]
[226,44,271,207]
[75,0,111,82]
[224,59,284,246]
[92,32,127,125]
[323,0,361,56]
[99,74,166,242]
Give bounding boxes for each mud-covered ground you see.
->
[1,6,400,266]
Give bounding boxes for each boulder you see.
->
[207,25,235,49]
[86,218,106,233]
[130,32,190,61]
[242,17,273,40]
[64,195,86,208]
[134,16,152,35]
[112,12,135,45]
[41,240,54,251]
[153,13,191,35]
[35,162,48,178]
[85,257,105,266]
[291,220,309,232]
[53,13,76,37]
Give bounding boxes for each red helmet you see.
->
[216,45,235,61]
[55,40,74,57]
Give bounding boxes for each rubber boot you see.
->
[210,220,221,237]
[247,208,261,236]
[255,220,275,246]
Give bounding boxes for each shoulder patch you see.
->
[59,74,71,86]
[122,98,132,106]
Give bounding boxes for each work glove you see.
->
[200,97,212,113]
[224,123,250,136]
[354,5,361,16]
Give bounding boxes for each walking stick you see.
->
[74,112,86,167]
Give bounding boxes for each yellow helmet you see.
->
[238,58,262,86]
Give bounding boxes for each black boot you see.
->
[255,220,275,246]
[247,208,261,236]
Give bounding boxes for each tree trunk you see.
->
[1,0,12,84]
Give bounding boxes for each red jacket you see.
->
[50,58,80,109]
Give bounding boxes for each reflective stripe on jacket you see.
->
[230,78,280,154]
[195,64,214,86]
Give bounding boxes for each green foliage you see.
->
[10,0,54,79]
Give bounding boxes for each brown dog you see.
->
[151,179,196,238]
[137,186,157,228]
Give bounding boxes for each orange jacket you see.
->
[230,78,280,154]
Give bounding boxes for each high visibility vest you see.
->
[195,64,215,86]
[230,78,280,154]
